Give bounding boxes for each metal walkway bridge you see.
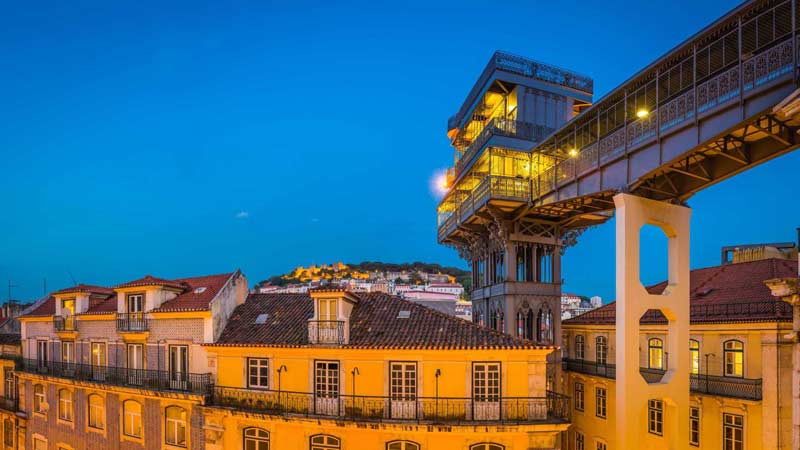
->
[438,0,800,247]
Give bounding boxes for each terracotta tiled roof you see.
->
[212,292,546,350]
[151,272,235,312]
[22,296,56,317]
[52,284,115,296]
[563,258,797,326]
[114,275,186,290]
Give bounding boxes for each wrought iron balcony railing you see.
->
[307,320,345,345]
[211,386,569,424]
[53,316,77,332]
[454,118,554,176]
[563,358,762,400]
[690,373,762,400]
[0,396,18,412]
[18,358,211,395]
[116,313,149,332]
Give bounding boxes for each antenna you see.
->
[67,270,77,286]
[6,280,18,302]
[43,277,47,296]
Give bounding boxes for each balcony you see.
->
[116,313,149,333]
[53,316,77,332]
[18,359,212,395]
[690,374,762,401]
[563,358,762,401]
[307,321,345,345]
[454,118,554,177]
[0,396,17,413]
[211,386,570,424]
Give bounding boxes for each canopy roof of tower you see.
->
[563,258,797,326]
[211,291,551,350]
[20,271,238,316]
[448,51,594,132]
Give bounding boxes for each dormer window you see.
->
[318,298,338,322]
[61,298,75,317]
[126,294,143,314]
[308,289,358,345]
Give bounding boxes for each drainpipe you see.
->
[765,276,800,450]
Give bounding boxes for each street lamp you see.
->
[703,353,715,393]
[435,369,441,420]
[277,365,288,412]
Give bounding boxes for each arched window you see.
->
[57,389,72,421]
[575,335,585,360]
[387,440,420,450]
[243,428,269,450]
[33,384,45,413]
[689,340,700,375]
[165,405,187,447]
[536,306,553,343]
[596,336,608,365]
[648,338,664,369]
[122,400,142,438]
[87,394,105,430]
[310,434,340,450]
[470,444,505,450]
[723,340,744,377]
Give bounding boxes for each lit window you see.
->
[595,387,606,419]
[723,413,744,450]
[595,336,608,365]
[4,369,14,400]
[690,407,700,446]
[122,400,142,438]
[596,441,607,450]
[689,340,700,375]
[723,340,744,377]
[57,389,72,422]
[575,335,585,359]
[575,432,584,450]
[574,382,584,411]
[247,358,269,389]
[61,341,74,364]
[244,428,269,450]
[33,384,45,413]
[165,406,187,447]
[310,434,341,450]
[648,399,663,435]
[88,394,105,430]
[648,338,664,369]
[387,441,420,450]
[33,437,46,450]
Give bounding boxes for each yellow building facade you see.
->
[561,258,795,450]
[202,288,570,450]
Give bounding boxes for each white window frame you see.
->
[648,399,663,436]
[247,358,269,389]
[88,394,105,430]
[389,362,417,400]
[165,406,187,447]
[122,400,142,438]
[57,389,72,422]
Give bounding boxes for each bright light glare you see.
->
[431,171,449,197]
[636,108,649,118]
[568,148,579,157]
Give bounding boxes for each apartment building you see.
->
[561,258,795,450]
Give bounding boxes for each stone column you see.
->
[614,193,691,450]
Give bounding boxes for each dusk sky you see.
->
[1,0,798,302]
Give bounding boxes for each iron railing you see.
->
[53,316,77,332]
[18,358,211,395]
[455,118,554,176]
[116,313,149,332]
[211,386,569,424]
[561,301,793,324]
[690,373,762,400]
[449,51,593,130]
[0,396,17,412]
[307,321,345,345]
[563,358,763,400]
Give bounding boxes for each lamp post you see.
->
[704,353,714,393]
[435,369,441,419]
[277,365,287,412]
[351,367,360,417]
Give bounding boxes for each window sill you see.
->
[164,443,188,450]
[87,425,106,437]
[56,418,74,429]
[121,433,144,446]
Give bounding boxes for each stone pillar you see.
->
[614,193,691,450]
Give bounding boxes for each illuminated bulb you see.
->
[434,173,449,195]
[568,148,579,157]
[636,108,650,119]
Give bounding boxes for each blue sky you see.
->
[1,0,798,302]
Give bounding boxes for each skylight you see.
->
[397,310,411,319]
[194,287,207,294]
[255,313,269,324]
